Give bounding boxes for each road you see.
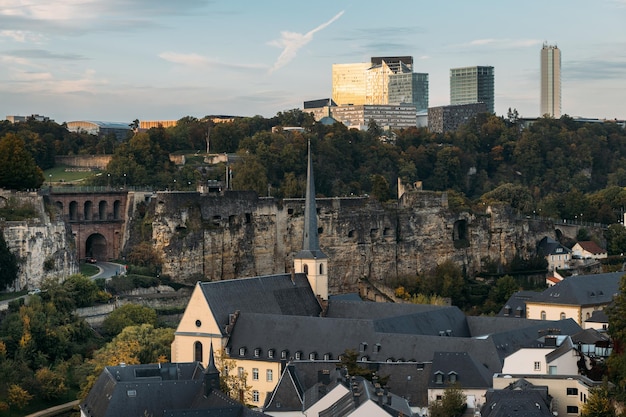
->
[92,261,126,279]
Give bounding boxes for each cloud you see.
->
[159,52,211,67]
[268,10,344,73]
[460,38,542,49]
[0,30,43,43]
[566,58,626,81]
[159,52,267,72]
[6,49,86,60]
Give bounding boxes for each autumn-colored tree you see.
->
[35,367,68,400]
[214,349,253,404]
[580,381,617,417]
[429,383,466,417]
[7,384,33,410]
[0,133,44,190]
[102,304,158,336]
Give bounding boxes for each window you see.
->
[194,341,203,363]
[567,387,578,395]
[295,351,302,360]
[320,264,324,274]
[252,390,259,403]
[541,311,546,320]
[448,372,457,383]
[281,350,288,360]
[560,312,566,320]
[239,347,246,356]
[254,348,261,357]
[324,353,331,360]
[268,349,275,359]
[266,369,273,382]
[534,361,541,371]
[435,371,444,385]
[567,406,578,414]
[549,365,557,375]
[309,352,317,360]
[586,312,590,320]
[252,368,259,380]
[238,367,244,378]
[303,264,308,274]
[195,319,202,327]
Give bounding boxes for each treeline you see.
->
[4,111,626,226]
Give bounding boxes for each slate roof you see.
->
[198,273,322,335]
[497,291,540,318]
[264,362,414,416]
[537,236,571,256]
[429,352,493,389]
[545,336,574,363]
[81,362,269,417]
[586,309,609,323]
[481,388,553,417]
[527,272,623,306]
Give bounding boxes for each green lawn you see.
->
[44,165,101,185]
[0,290,26,301]
[80,263,100,277]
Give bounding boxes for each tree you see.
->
[607,274,626,400]
[429,383,466,417]
[102,304,158,336]
[371,174,391,202]
[231,153,269,196]
[0,133,44,190]
[580,381,616,417]
[7,384,33,410]
[215,349,253,404]
[0,232,18,290]
[63,273,109,307]
[35,367,68,400]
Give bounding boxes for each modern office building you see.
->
[332,56,428,111]
[541,43,561,118]
[450,66,494,113]
[331,104,417,130]
[428,103,487,133]
[66,121,132,140]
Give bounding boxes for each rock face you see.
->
[147,190,560,293]
[0,191,78,290]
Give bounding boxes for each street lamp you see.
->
[123,173,127,189]
[48,174,52,187]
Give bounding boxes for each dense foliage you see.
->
[0,134,45,190]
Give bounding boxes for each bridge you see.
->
[46,187,151,262]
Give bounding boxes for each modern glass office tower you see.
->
[541,43,561,118]
[450,66,494,113]
[332,57,428,110]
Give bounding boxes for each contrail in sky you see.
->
[269,10,344,73]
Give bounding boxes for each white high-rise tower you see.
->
[541,43,561,118]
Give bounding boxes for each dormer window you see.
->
[309,352,317,360]
[225,347,230,355]
[374,343,381,353]
[359,342,367,352]
[435,371,444,385]
[324,353,331,360]
[281,350,289,360]
[268,349,275,359]
[254,348,261,357]
[295,351,302,360]
[239,347,246,356]
[448,371,458,383]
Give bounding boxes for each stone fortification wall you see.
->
[146,190,557,293]
[0,190,77,290]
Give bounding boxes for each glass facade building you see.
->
[450,66,494,113]
[388,72,429,111]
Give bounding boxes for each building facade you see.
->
[541,43,561,118]
[331,104,418,130]
[331,56,428,111]
[450,66,494,113]
[428,103,487,133]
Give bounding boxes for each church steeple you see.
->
[204,342,220,396]
[294,140,328,300]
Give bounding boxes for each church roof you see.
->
[198,273,322,336]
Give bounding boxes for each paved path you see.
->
[24,399,80,417]
[92,261,126,279]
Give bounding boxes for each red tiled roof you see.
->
[577,241,606,255]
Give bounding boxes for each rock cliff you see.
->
[0,190,78,290]
[146,190,558,293]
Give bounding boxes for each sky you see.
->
[1,0,625,124]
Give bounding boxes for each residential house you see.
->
[525,272,622,324]
[482,379,553,417]
[263,362,415,417]
[572,241,607,260]
[492,374,605,417]
[537,236,572,271]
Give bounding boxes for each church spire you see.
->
[296,140,327,259]
[204,342,220,396]
[294,140,328,300]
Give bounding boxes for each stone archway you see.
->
[86,233,107,261]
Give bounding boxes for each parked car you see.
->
[86,257,97,264]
